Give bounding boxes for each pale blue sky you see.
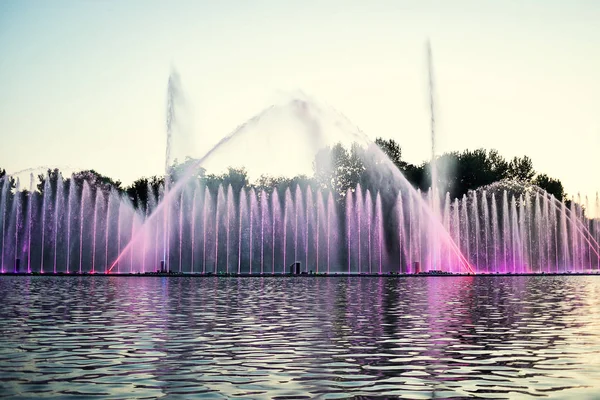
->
[0,1,598,205]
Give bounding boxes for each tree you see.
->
[168,156,206,184]
[70,170,122,195]
[533,174,565,201]
[375,138,407,170]
[0,169,16,194]
[37,168,62,194]
[488,149,509,179]
[455,149,495,195]
[205,167,249,194]
[126,176,164,210]
[507,156,535,182]
[313,143,354,198]
[431,151,460,196]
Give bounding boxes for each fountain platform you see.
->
[1,271,599,277]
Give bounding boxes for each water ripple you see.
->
[0,275,599,399]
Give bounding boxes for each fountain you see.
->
[0,66,598,276]
[0,161,598,275]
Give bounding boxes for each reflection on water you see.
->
[0,276,599,399]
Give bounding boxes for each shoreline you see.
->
[1,272,599,278]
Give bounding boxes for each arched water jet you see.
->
[109,95,475,274]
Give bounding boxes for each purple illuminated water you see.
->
[0,172,598,275]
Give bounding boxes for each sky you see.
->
[0,0,598,209]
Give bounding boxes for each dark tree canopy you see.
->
[374,138,407,171]
[507,156,536,182]
[533,174,565,201]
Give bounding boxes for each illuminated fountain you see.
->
[0,163,598,274]
[0,67,598,275]
[0,92,598,275]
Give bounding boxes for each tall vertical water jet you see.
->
[482,191,490,271]
[105,189,116,273]
[91,190,102,273]
[502,191,510,272]
[179,190,185,273]
[472,192,480,270]
[227,185,235,273]
[117,197,129,274]
[519,194,527,273]
[66,181,76,273]
[525,193,533,271]
[237,188,247,274]
[249,188,257,274]
[204,189,212,274]
[453,198,460,272]
[396,193,406,273]
[366,189,373,273]
[284,188,292,270]
[561,201,570,270]
[39,174,51,273]
[13,180,21,272]
[142,202,149,273]
[0,178,7,273]
[356,184,363,272]
[346,189,353,273]
[53,175,64,273]
[510,195,519,273]
[305,186,312,273]
[408,193,415,272]
[26,174,34,273]
[461,195,470,268]
[316,190,324,273]
[376,192,383,274]
[260,189,268,274]
[79,181,91,274]
[163,70,182,272]
[585,196,592,269]
[294,186,303,265]
[271,190,280,274]
[491,194,499,271]
[571,197,580,270]
[442,193,451,270]
[215,185,223,273]
[426,40,441,272]
[415,190,423,271]
[190,185,198,273]
[327,192,335,274]
[543,193,552,270]
[551,194,559,271]
[52,174,64,273]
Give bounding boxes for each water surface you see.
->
[1,275,599,399]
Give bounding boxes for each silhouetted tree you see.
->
[205,167,249,194]
[37,168,62,194]
[126,176,164,210]
[533,174,565,201]
[374,138,408,171]
[507,156,535,182]
[455,149,497,195]
[488,149,510,178]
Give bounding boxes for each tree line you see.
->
[0,138,567,211]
